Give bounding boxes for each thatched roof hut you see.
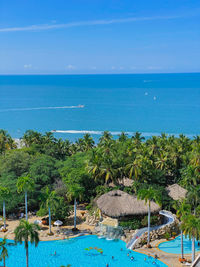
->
[96,190,160,218]
[166,184,187,201]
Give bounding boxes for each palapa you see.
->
[96,190,160,218]
[166,184,187,201]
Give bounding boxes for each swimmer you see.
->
[144,257,147,261]
[152,261,156,265]
[120,248,123,251]
[106,264,109,267]
[148,254,151,258]
[131,256,134,261]
[154,254,158,259]
[127,253,129,257]
[54,251,56,256]
[112,256,114,260]
[198,242,200,247]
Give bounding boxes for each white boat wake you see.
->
[0,105,84,112]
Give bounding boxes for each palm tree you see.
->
[174,200,191,260]
[126,154,146,181]
[40,187,59,234]
[131,131,144,148]
[67,183,84,230]
[137,186,162,247]
[14,220,40,267]
[181,214,200,263]
[186,185,200,214]
[0,186,10,230]
[0,236,14,267]
[0,237,8,267]
[17,176,35,221]
[82,134,94,151]
[0,130,15,155]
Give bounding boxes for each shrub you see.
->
[36,207,47,217]
[141,215,161,227]
[119,218,141,230]
[164,232,170,240]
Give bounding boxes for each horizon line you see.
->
[0,71,200,76]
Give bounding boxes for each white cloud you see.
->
[65,64,76,70]
[24,64,32,69]
[111,66,116,70]
[119,66,124,70]
[0,15,182,33]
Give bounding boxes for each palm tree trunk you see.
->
[147,201,151,246]
[3,200,6,229]
[74,198,77,229]
[3,257,5,267]
[192,236,195,263]
[181,230,184,259]
[49,207,51,234]
[26,245,29,267]
[25,190,28,221]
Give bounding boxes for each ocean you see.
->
[0,73,200,142]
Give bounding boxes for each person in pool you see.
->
[131,256,134,261]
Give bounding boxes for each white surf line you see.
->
[52,130,196,138]
[0,105,85,112]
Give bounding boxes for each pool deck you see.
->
[135,238,199,267]
[0,209,95,241]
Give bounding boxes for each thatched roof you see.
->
[97,190,160,218]
[166,184,187,201]
[109,178,133,188]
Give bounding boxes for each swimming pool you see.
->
[159,235,200,254]
[3,235,167,267]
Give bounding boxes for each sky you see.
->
[0,0,200,74]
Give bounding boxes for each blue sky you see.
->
[0,0,200,74]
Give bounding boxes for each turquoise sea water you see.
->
[0,73,200,141]
[159,235,200,254]
[2,235,167,267]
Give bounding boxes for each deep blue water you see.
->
[0,73,200,141]
[2,235,167,267]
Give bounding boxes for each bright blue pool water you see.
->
[159,235,200,254]
[3,235,167,267]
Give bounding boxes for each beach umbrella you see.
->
[54,220,63,227]
[34,219,42,225]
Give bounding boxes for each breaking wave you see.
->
[52,130,195,138]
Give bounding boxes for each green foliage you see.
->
[164,232,171,240]
[60,152,96,202]
[51,197,71,221]
[141,215,161,227]
[119,218,141,230]
[36,207,47,217]
[29,154,60,187]
[1,129,200,218]
[95,185,112,196]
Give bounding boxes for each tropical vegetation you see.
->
[0,129,200,262]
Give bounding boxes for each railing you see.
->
[126,210,175,250]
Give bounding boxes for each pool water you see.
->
[159,235,200,254]
[3,235,167,267]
